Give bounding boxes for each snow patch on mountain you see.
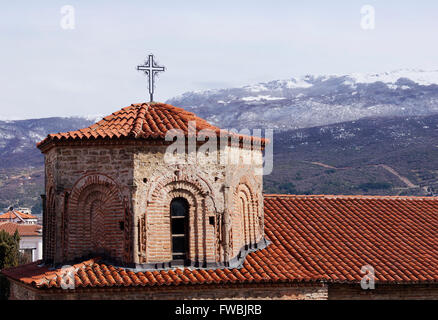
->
[167,69,438,131]
[347,69,438,86]
[241,95,286,102]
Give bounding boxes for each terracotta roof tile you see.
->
[37,103,265,150]
[0,211,37,221]
[0,222,42,236]
[2,195,437,290]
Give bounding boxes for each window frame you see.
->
[170,197,190,265]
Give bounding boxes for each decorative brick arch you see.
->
[230,173,262,256]
[232,182,255,251]
[66,174,128,263]
[141,170,218,264]
[145,169,214,203]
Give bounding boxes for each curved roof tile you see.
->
[2,194,437,289]
[37,103,265,150]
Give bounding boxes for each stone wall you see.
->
[225,146,264,258]
[9,280,438,300]
[8,281,327,300]
[133,144,223,265]
[42,140,264,267]
[328,283,438,300]
[44,145,135,264]
[132,143,264,266]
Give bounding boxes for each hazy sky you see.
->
[1,1,438,119]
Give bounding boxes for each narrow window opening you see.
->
[170,197,189,265]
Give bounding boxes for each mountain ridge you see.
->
[2,69,438,212]
[167,69,438,130]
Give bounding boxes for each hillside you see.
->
[0,117,94,212]
[2,113,438,213]
[265,114,438,196]
[0,117,95,168]
[3,70,438,212]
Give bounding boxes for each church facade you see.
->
[38,103,266,269]
[2,102,438,300]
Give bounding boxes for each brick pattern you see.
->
[66,174,125,263]
[42,150,56,262]
[123,201,133,264]
[37,100,265,267]
[44,187,56,262]
[141,175,216,264]
[328,283,438,300]
[42,145,135,264]
[40,142,263,267]
[61,192,69,260]
[8,279,438,300]
[229,172,264,258]
[8,280,328,300]
[232,183,259,254]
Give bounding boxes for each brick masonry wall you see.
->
[43,141,264,267]
[44,145,135,264]
[133,144,224,264]
[8,281,39,300]
[226,147,264,258]
[132,143,264,265]
[8,281,328,300]
[9,280,438,300]
[328,283,438,300]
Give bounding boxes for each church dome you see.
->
[37,102,266,152]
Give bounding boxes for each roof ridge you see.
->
[263,193,438,200]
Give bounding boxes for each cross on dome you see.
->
[137,54,165,102]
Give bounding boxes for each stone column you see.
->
[222,184,232,264]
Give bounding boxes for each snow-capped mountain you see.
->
[2,71,438,210]
[167,70,438,130]
[0,117,94,168]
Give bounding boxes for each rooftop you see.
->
[0,222,42,237]
[37,102,266,151]
[3,194,437,290]
[0,210,37,221]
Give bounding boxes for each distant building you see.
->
[0,210,38,225]
[0,222,42,262]
[12,207,32,215]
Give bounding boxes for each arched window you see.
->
[170,197,189,265]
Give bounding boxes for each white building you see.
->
[0,222,43,262]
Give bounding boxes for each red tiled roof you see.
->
[0,211,37,220]
[2,194,437,289]
[37,103,265,150]
[0,222,42,237]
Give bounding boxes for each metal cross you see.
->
[137,54,165,102]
